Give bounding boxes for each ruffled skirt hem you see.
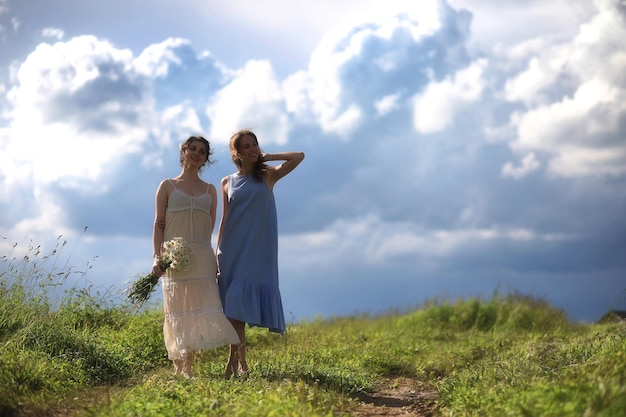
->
[219,279,286,335]
[163,308,240,360]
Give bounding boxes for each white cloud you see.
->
[138,103,204,170]
[281,215,570,269]
[282,71,315,123]
[376,223,569,261]
[504,51,567,106]
[413,58,487,133]
[161,104,202,134]
[282,0,473,138]
[514,77,626,177]
[504,0,626,178]
[10,195,73,236]
[283,65,363,138]
[193,0,440,50]
[3,36,157,188]
[548,147,626,178]
[41,27,64,40]
[449,0,597,51]
[0,35,205,238]
[134,37,187,78]
[375,93,402,116]
[516,78,620,150]
[206,59,289,145]
[9,36,135,119]
[1,0,624,324]
[502,153,541,179]
[287,29,364,137]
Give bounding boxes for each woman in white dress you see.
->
[151,136,239,378]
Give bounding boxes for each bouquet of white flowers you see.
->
[126,237,192,306]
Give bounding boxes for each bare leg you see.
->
[181,352,195,378]
[225,318,246,378]
[224,345,238,379]
[237,340,248,376]
[173,359,182,375]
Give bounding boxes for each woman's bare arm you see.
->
[264,151,305,188]
[216,176,230,249]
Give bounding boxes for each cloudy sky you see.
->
[1,0,624,323]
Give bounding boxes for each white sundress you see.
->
[161,179,239,360]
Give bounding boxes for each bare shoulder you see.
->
[157,178,174,193]
[220,175,230,192]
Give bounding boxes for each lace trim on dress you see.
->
[166,179,213,242]
[164,307,224,320]
[166,204,210,215]
[162,276,211,285]
[166,178,211,197]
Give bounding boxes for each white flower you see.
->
[162,237,192,272]
[126,237,193,306]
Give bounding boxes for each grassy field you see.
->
[1,239,625,416]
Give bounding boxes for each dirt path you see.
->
[351,376,439,417]
[16,375,438,417]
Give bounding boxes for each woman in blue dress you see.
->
[216,129,304,378]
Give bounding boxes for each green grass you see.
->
[1,238,625,416]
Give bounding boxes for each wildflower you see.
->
[126,237,192,306]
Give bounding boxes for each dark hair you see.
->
[229,129,268,181]
[179,136,214,172]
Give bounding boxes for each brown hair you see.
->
[229,129,268,181]
[179,136,214,172]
